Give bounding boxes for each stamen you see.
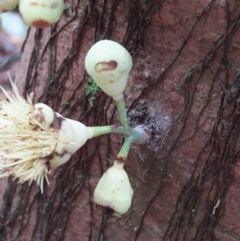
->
[0,80,58,192]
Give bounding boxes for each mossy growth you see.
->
[85,77,99,106]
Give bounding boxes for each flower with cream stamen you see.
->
[94,161,133,215]
[0,79,93,192]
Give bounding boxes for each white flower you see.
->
[0,79,93,191]
[19,0,64,28]
[0,0,19,12]
[94,161,133,215]
[85,40,132,100]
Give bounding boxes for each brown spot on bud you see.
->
[50,3,58,8]
[32,20,51,28]
[116,157,126,164]
[108,60,118,68]
[30,2,39,6]
[49,112,61,130]
[34,107,45,123]
[95,60,118,72]
[57,116,65,127]
[53,150,68,158]
[44,153,55,167]
[60,150,68,158]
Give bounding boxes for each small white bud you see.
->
[94,161,133,215]
[50,114,93,167]
[64,117,93,153]
[0,0,19,12]
[32,103,56,129]
[85,40,132,100]
[19,0,64,28]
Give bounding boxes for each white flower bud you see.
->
[85,40,132,100]
[94,161,133,215]
[32,103,56,129]
[50,114,93,167]
[64,117,93,153]
[19,0,64,28]
[0,0,19,12]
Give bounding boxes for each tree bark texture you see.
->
[0,0,240,240]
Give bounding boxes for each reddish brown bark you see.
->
[0,0,240,240]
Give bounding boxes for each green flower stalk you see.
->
[115,97,129,128]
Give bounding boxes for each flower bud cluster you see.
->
[85,40,134,215]
[0,40,135,215]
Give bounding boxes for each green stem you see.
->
[91,126,112,137]
[117,136,133,161]
[115,98,129,128]
[91,125,133,160]
[90,94,142,161]
[91,125,142,139]
[115,97,137,161]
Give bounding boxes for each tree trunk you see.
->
[0,0,240,240]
